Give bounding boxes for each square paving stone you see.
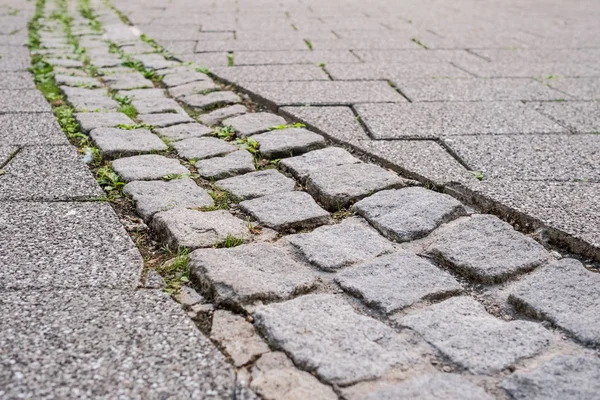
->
[182,91,241,110]
[189,243,319,306]
[336,251,461,313]
[254,294,429,385]
[242,81,406,106]
[112,154,189,182]
[239,191,330,231]
[172,137,238,160]
[162,70,212,87]
[74,112,134,133]
[167,80,220,99]
[499,355,600,400]
[0,72,37,90]
[0,113,68,146]
[509,258,600,345]
[532,101,600,133]
[131,97,183,114]
[355,102,566,139]
[215,169,296,200]
[0,145,103,201]
[103,73,154,90]
[353,188,467,242]
[425,214,551,283]
[199,104,247,126]
[151,208,251,250]
[195,150,256,180]
[279,147,362,183]
[325,62,471,80]
[0,89,52,112]
[0,201,142,289]
[61,86,108,98]
[306,163,404,211]
[222,112,287,137]
[155,122,213,141]
[254,127,327,159]
[547,78,600,101]
[116,88,167,100]
[212,64,329,82]
[0,289,233,398]
[137,112,195,128]
[46,58,84,68]
[286,217,394,271]
[397,296,553,374]
[54,74,101,88]
[90,127,168,159]
[69,96,120,112]
[133,54,179,70]
[122,178,214,221]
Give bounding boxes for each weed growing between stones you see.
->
[226,52,234,67]
[471,170,486,181]
[269,122,306,130]
[214,234,245,248]
[96,164,125,198]
[201,187,238,211]
[156,248,190,295]
[114,94,138,119]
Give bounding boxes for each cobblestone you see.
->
[222,112,287,137]
[117,88,166,100]
[69,96,120,112]
[162,70,211,87]
[54,74,101,88]
[74,112,133,133]
[167,80,220,99]
[353,188,467,242]
[89,127,168,158]
[215,169,296,200]
[425,214,551,283]
[172,136,238,160]
[131,97,183,114]
[122,178,214,221]
[154,122,213,141]
[182,91,241,110]
[103,72,153,90]
[195,150,256,180]
[151,208,250,249]
[136,112,195,128]
[112,154,189,181]
[398,296,553,374]
[199,104,248,126]
[279,147,362,183]
[253,127,326,159]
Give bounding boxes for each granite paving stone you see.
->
[162,70,212,87]
[154,122,213,141]
[112,154,189,181]
[287,217,394,271]
[253,127,327,159]
[532,101,600,133]
[90,127,168,158]
[353,187,467,242]
[131,97,183,114]
[195,150,256,180]
[0,113,68,146]
[0,290,234,398]
[167,80,220,99]
[365,373,493,400]
[199,104,248,126]
[239,191,330,231]
[0,89,52,112]
[136,112,195,128]
[116,88,167,100]
[425,214,551,283]
[212,64,330,82]
[45,57,84,68]
[509,258,600,345]
[74,112,133,133]
[398,296,553,374]
[254,294,429,385]
[500,355,600,400]
[60,86,108,98]
[306,163,404,211]
[133,53,180,70]
[182,91,241,110]
[336,251,462,313]
[210,310,271,367]
[216,169,296,200]
[68,96,120,112]
[54,74,102,88]
[172,136,238,160]
[151,208,251,249]
[189,243,319,305]
[0,145,102,201]
[250,352,338,400]
[279,147,362,183]
[122,178,214,221]
[0,202,141,290]
[355,102,567,139]
[102,72,154,90]
[222,112,287,137]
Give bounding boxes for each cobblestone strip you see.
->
[32,0,600,398]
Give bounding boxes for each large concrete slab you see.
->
[0,113,69,146]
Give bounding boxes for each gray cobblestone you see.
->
[131,97,183,114]
[398,296,553,374]
[136,112,195,128]
[353,188,467,242]
[172,136,238,160]
[222,112,287,137]
[112,154,189,182]
[167,80,220,99]
[90,127,167,158]
[199,104,248,126]
[279,147,362,183]
[74,112,133,133]
[103,73,153,90]
[254,127,326,159]
[54,74,102,88]
[216,170,296,200]
[195,150,256,180]
[182,91,241,110]
[117,88,166,100]
[69,96,119,112]
[154,122,213,141]
[162,70,211,87]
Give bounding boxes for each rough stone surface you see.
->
[0,113,68,146]
[90,127,168,158]
[182,91,241,110]
[199,104,248,126]
[254,294,427,385]
[500,355,600,400]
[162,70,211,87]
[167,80,219,99]
[287,217,394,271]
[117,88,166,100]
[74,112,133,133]
[137,112,195,128]
[195,150,256,180]
[509,258,600,345]
[151,208,251,249]
[398,296,553,374]
[210,310,271,366]
[112,154,189,182]
[0,290,234,399]
[0,202,142,290]
[250,352,338,400]
[103,73,153,90]
[279,147,362,183]
[131,97,183,114]
[223,112,287,137]
[353,187,467,242]
[122,178,214,221]
[365,373,494,400]
[216,169,296,200]
[189,243,318,305]
[253,127,327,159]
[306,163,404,211]
[425,214,551,283]
[239,191,330,231]
[54,74,101,88]
[155,122,213,141]
[172,136,238,160]
[336,252,462,313]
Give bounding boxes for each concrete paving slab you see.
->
[546,78,600,101]
[453,61,600,78]
[212,65,330,82]
[233,50,360,65]
[325,62,471,80]
[0,113,69,146]
[0,89,52,112]
[0,72,36,89]
[532,101,600,133]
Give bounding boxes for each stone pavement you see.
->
[1,0,599,398]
